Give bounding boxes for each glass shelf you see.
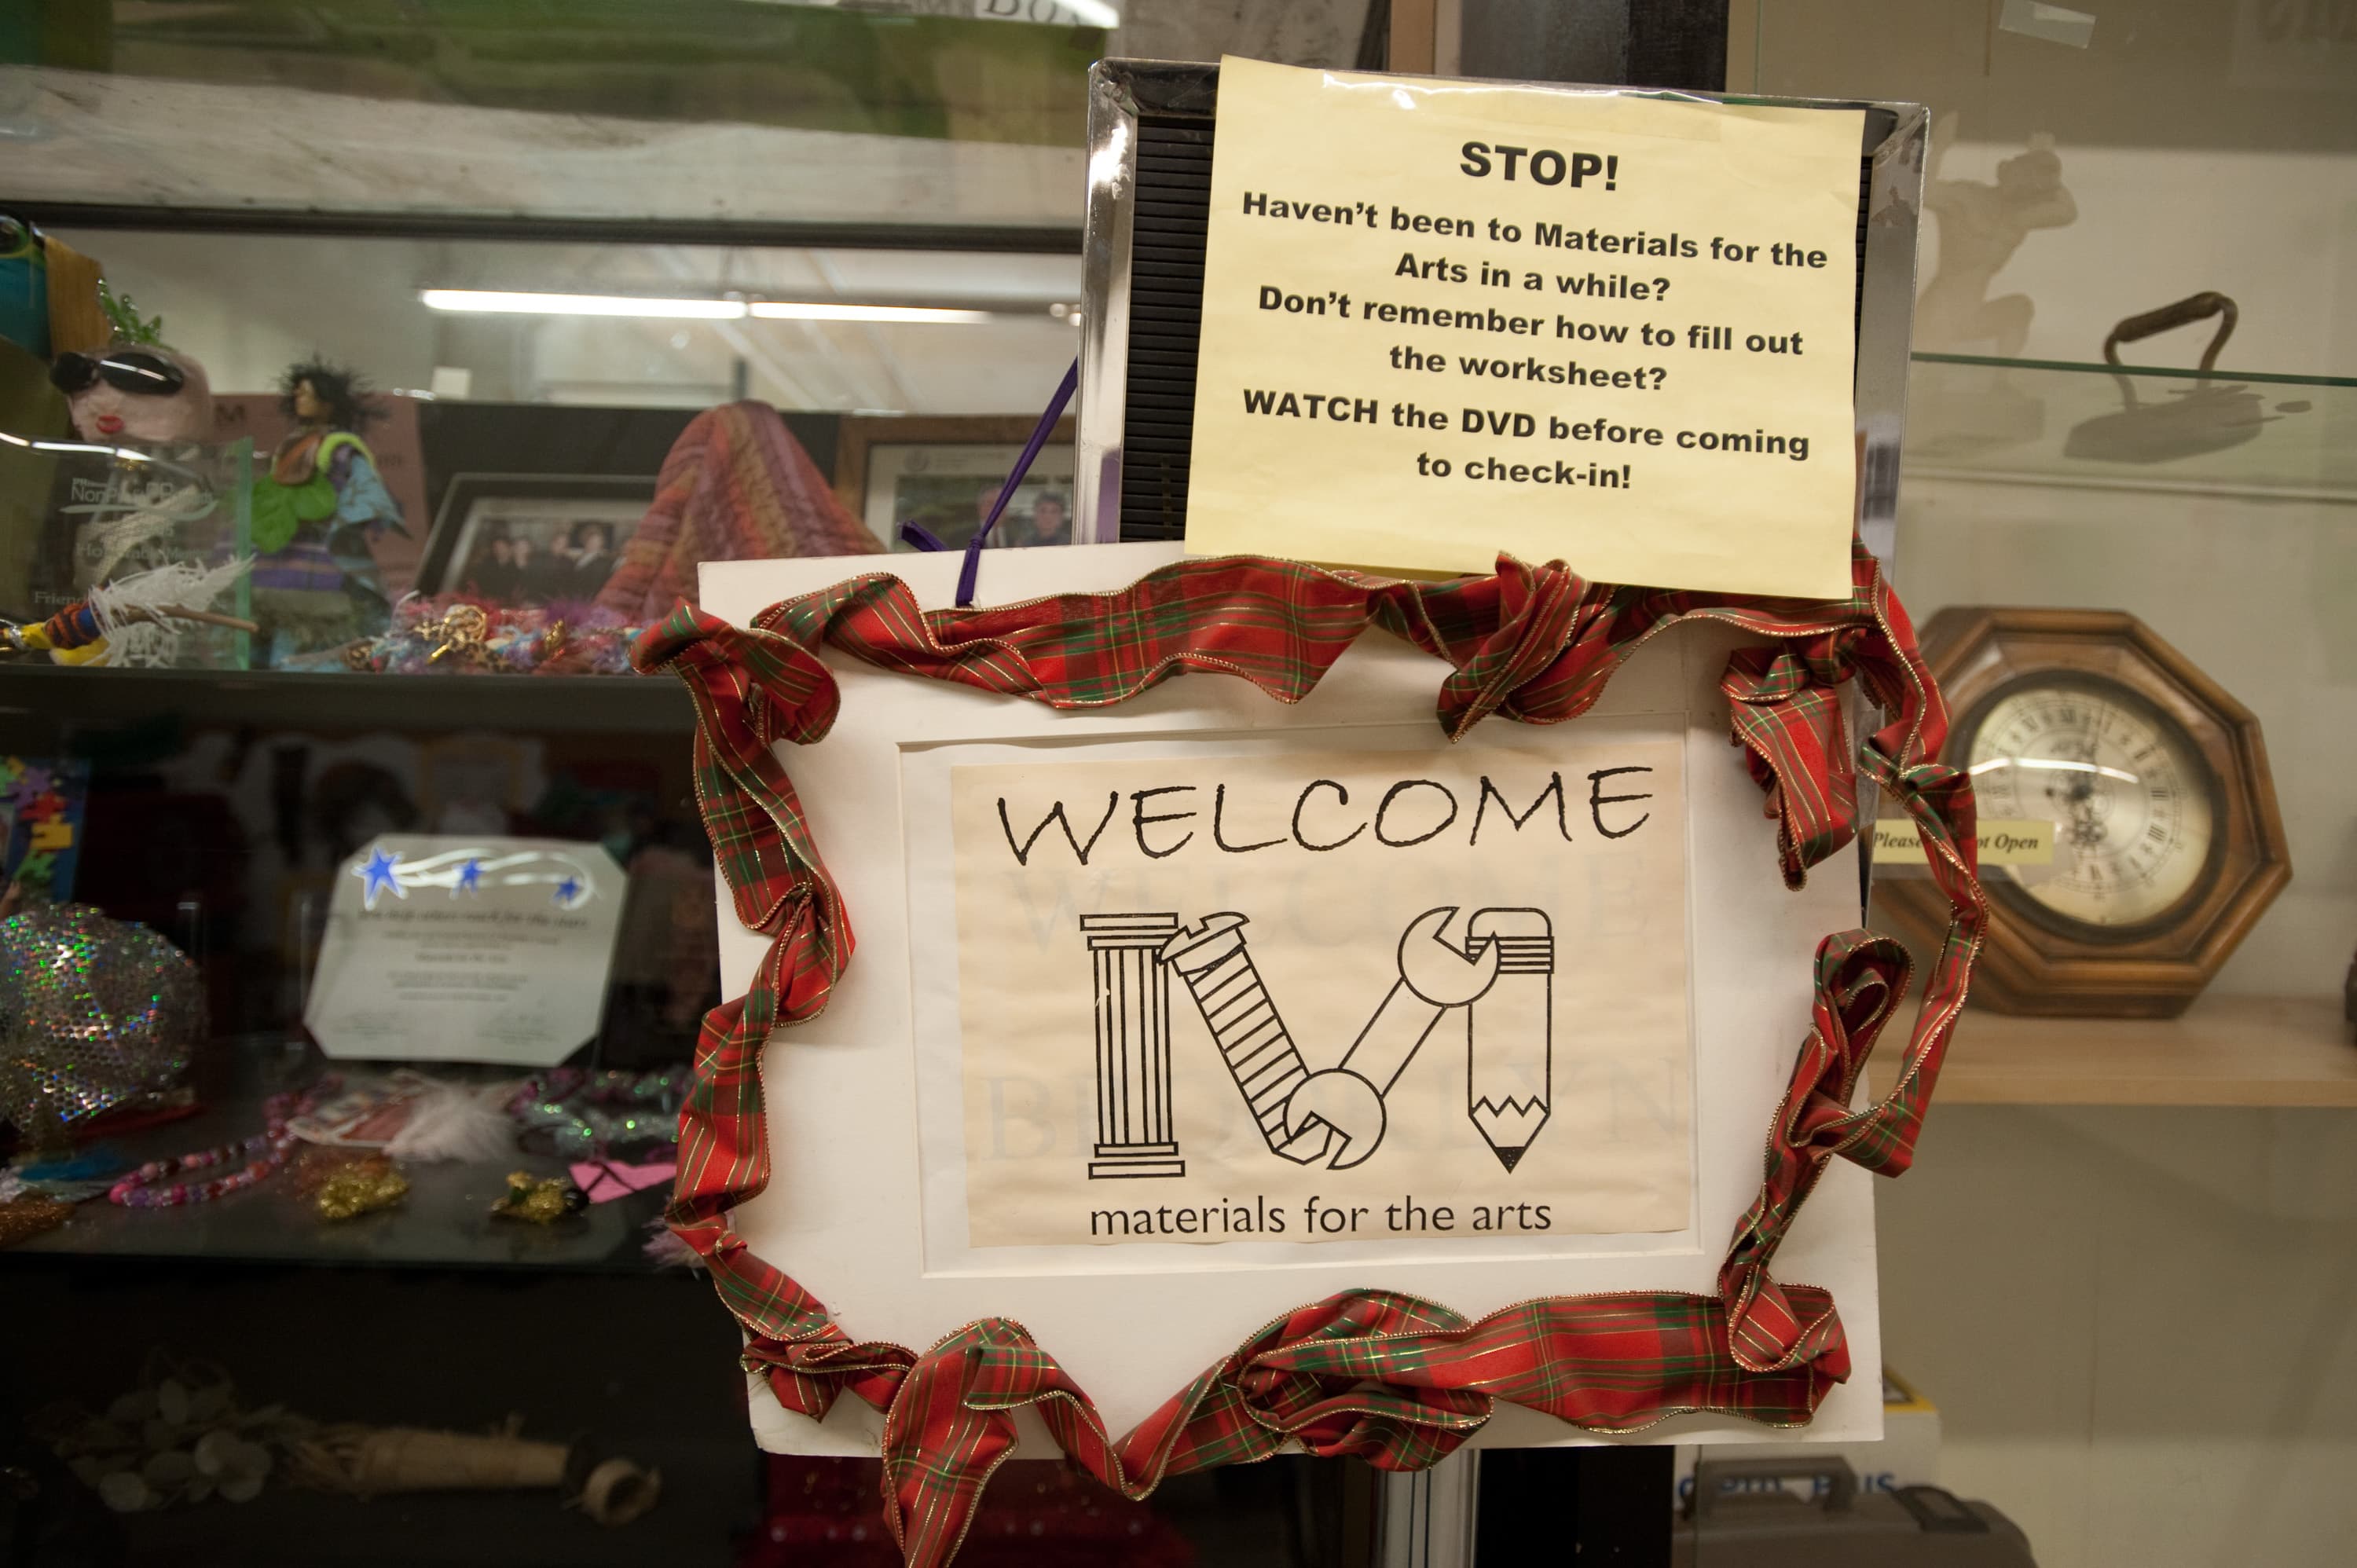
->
[1904,353,2357,496]
[1869,995,2356,1108]
[12,1045,673,1273]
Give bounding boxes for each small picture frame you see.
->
[832,416,1081,551]
[419,474,655,606]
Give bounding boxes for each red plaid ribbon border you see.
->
[634,545,1985,1567]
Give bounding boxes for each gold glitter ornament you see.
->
[490,1171,585,1225]
[310,1156,409,1222]
[0,1192,72,1247]
[426,603,491,666]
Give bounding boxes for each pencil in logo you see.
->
[1464,907,1552,1171]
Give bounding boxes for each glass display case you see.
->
[5,5,2353,1567]
[0,8,1382,1567]
[1857,345,2357,1568]
[1737,8,2357,1566]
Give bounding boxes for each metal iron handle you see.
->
[2101,291,2238,376]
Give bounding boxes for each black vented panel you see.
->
[1855,152,1874,354]
[1116,117,1212,542]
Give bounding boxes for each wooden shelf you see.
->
[1874,995,2357,1108]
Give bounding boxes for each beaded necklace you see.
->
[108,1080,336,1207]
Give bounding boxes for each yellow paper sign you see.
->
[1186,57,1864,598]
[1871,818,2055,866]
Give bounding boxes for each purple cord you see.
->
[897,357,1080,607]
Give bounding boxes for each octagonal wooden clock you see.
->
[1877,606,2289,1018]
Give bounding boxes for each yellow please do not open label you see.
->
[1871,819,2054,866]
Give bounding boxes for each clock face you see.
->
[1963,676,2219,932]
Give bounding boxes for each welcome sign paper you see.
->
[946,738,1691,1249]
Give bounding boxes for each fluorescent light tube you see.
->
[421,290,748,319]
[748,302,993,324]
[419,290,998,324]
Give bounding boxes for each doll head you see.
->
[51,342,215,443]
[280,358,372,431]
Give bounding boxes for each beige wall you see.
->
[66,231,443,401]
[1733,0,2357,378]
[1880,1103,2357,1567]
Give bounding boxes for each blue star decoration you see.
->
[354,847,405,911]
[454,858,483,896]
[552,875,582,907]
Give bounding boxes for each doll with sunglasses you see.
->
[38,290,224,615]
[49,283,215,448]
[249,359,407,660]
[51,344,214,444]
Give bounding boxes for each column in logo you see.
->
[1082,914,1186,1179]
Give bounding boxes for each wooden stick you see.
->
[119,604,262,635]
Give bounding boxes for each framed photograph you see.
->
[833,416,1081,551]
[419,474,654,606]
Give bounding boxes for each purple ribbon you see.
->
[896,357,1080,607]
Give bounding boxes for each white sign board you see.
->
[700,544,1879,1455]
[307,833,625,1066]
[939,735,1693,1250]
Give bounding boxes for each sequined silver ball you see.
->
[0,903,201,1135]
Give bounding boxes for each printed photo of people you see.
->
[861,442,1079,552]
[882,474,1077,552]
[440,498,644,607]
[985,487,1069,549]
